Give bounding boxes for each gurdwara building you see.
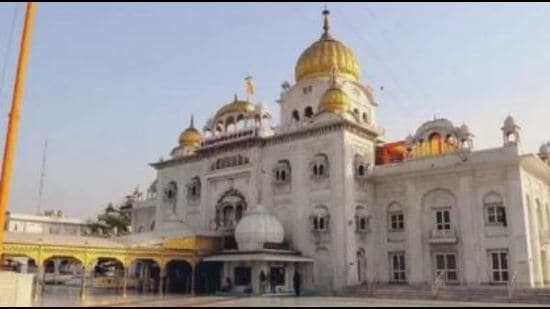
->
[129,10,550,294]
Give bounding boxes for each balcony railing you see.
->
[429,229,458,244]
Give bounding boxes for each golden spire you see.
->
[322,7,331,39]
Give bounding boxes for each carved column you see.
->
[122,267,128,298]
[34,264,44,301]
[191,264,196,296]
[79,265,90,301]
[158,265,166,298]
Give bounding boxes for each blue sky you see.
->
[0,3,549,219]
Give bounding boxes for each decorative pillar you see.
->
[158,265,166,298]
[122,267,128,298]
[53,258,61,285]
[34,264,44,301]
[79,265,89,301]
[191,264,196,296]
[144,264,150,293]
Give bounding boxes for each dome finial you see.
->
[190,114,195,128]
[322,7,331,39]
[329,65,339,88]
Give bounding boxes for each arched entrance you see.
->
[37,256,85,300]
[194,261,222,295]
[127,259,161,295]
[166,260,192,294]
[357,249,367,285]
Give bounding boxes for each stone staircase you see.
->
[345,283,550,304]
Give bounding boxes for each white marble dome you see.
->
[503,115,518,129]
[540,143,550,158]
[234,204,284,251]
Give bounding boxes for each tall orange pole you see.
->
[0,2,37,262]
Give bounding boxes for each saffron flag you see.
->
[245,75,255,96]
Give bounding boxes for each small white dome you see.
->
[540,143,550,157]
[235,204,284,251]
[503,115,518,128]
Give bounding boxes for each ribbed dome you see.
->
[318,84,351,113]
[213,94,255,124]
[234,204,284,251]
[294,10,360,82]
[179,116,202,148]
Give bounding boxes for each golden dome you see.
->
[319,66,351,113]
[179,116,202,148]
[295,10,360,82]
[214,94,255,119]
[319,84,351,113]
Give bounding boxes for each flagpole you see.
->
[0,2,37,262]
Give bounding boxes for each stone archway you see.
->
[215,189,248,231]
[315,247,333,293]
[194,261,223,295]
[357,248,367,285]
[166,260,193,294]
[127,259,162,295]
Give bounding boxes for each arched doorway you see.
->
[40,256,84,299]
[166,260,192,294]
[194,261,223,295]
[357,249,367,285]
[315,248,333,293]
[127,259,161,295]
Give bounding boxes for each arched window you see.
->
[483,192,506,226]
[355,206,370,233]
[311,206,330,232]
[236,204,244,222]
[387,202,404,232]
[362,112,369,123]
[292,110,300,122]
[223,205,235,228]
[225,116,236,132]
[353,108,359,115]
[215,189,248,231]
[164,181,178,201]
[273,160,291,185]
[187,177,201,201]
[354,154,369,178]
[311,154,329,179]
[304,106,314,118]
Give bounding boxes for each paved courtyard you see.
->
[32,286,548,307]
[110,296,545,307]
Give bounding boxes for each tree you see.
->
[88,188,141,237]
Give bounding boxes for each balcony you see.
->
[429,229,458,244]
